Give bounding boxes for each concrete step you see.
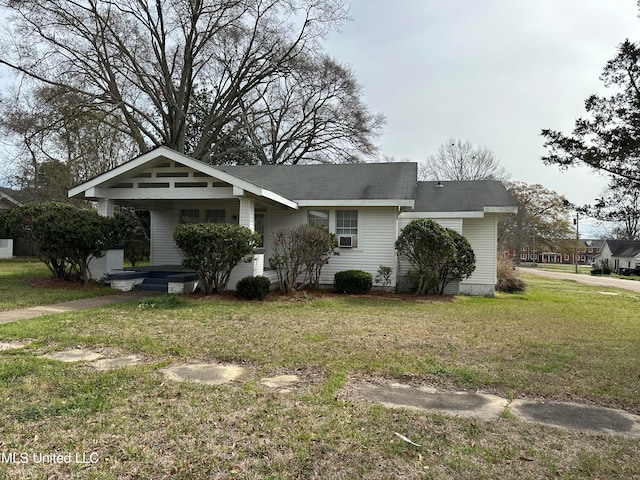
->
[142,277,169,286]
[137,283,168,292]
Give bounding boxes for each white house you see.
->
[595,240,640,271]
[68,146,517,295]
[0,187,23,259]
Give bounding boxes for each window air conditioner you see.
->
[338,235,357,248]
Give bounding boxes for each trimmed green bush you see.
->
[7,202,119,284]
[591,265,612,275]
[335,270,372,295]
[236,275,271,301]
[174,223,260,294]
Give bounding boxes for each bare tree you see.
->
[0,0,379,165]
[239,55,384,164]
[419,138,509,182]
[498,181,574,260]
[0,85,135,200]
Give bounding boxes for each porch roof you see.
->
[68,147,298,209]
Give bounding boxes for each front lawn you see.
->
[0,273,639,478]
[0,258,115,311]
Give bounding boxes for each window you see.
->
[308,210,329,228]
[520,253,527,260]
[255,212,265,248]
[205,209,226,224]
[336,210,358,235]
[180,209,200,224]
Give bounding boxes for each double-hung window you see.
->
[255,212,265,248]
[205,209,226,224]
[336,210,358,235]
[179,209,200,224]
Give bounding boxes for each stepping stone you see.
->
[40,349,104,363]
[354,382,507,420]
[260,374,301,391]
[161,363,246,385]
[510,400,640,437]
[90,355,143,370]
[0,340,31,351]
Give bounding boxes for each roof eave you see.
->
[484,206,518,214]
[297,199,415,207]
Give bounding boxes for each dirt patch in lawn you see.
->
[25,276,109,291]
[186,289,456,304]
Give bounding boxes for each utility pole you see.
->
[574,212,580,274]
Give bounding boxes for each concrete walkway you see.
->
[353,382,640,438]
[519,267,640,293]
[0,290,156,324]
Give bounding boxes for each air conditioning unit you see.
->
[338,235,357,248]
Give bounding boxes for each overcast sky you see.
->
[325,0,639,213]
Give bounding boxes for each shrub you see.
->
[269,225,337,294]
[396,219,476,295]
[375,265,393,292]
[0,212,8,238]
[438,228,476,294]
[174,223,260,294]
[591,264,612,275]
[236,275,271,300]
[335,270,372,294]
[7,202,119,283]
[496,253,526,293]
[115,208,150,267]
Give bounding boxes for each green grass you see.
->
[0,266,639,478]
[520,262,593,274]
[0,258,114,311]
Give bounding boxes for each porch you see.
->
[106,262,279,294]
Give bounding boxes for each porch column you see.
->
[238,197,255,231]
[231,196,265,287]
[97,198,115,217]
[89,197,123,280]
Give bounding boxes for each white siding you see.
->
[460,215,498,296]
[150,209,182,265]
[264,207,398,287]
[321,207,398,285]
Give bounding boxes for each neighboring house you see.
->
[595,240,640,271]
[68,146,517,295]
[0,187,23,259]
[0,187,22,213]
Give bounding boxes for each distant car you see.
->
[619,268,640,276]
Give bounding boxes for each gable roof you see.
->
[69,146,417,208]
[0,187,24,209]
[605,240,640,258]
[216,163,416,206]
[68,146,298,209]
[405,181,518,216]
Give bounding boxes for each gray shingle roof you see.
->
[216,162,417,201]
[606,240,640,258]
[407,181,517,212]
